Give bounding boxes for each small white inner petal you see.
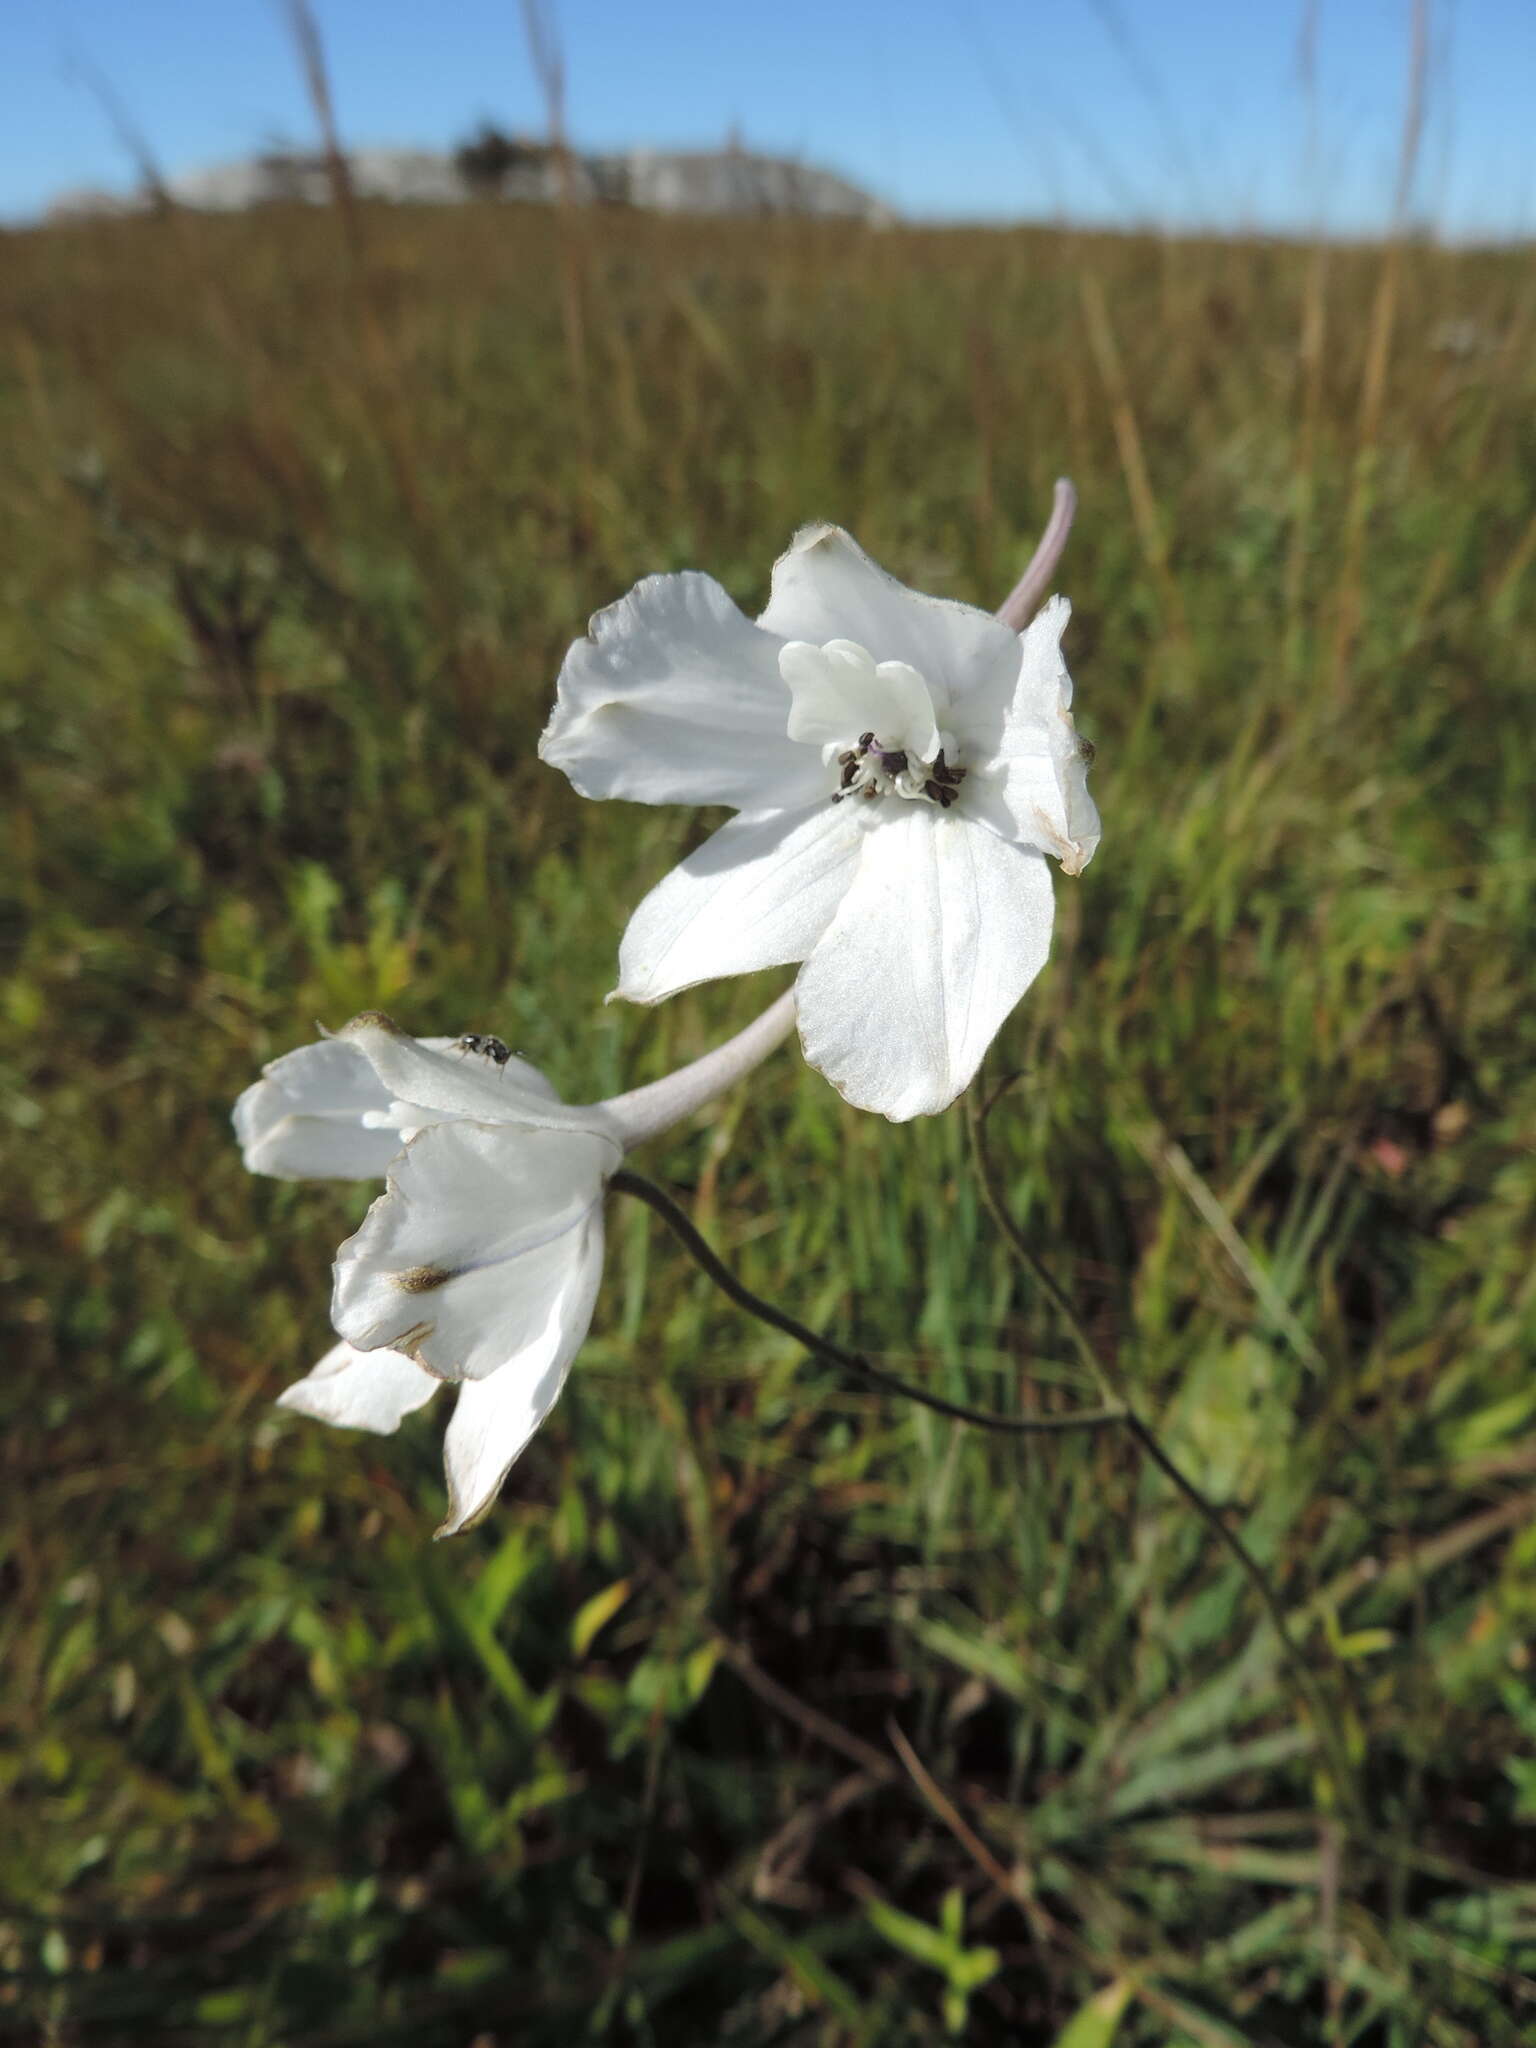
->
[781,637,941,759]
[869,659,941,759]
[778,637,968,812]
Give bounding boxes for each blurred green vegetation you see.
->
[1,196,1534,2046]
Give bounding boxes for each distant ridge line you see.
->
[46,141,895,225]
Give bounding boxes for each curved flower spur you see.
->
[539,486,1099,1121]
[235,997,795,1534]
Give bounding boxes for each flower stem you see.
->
[965,1090,1365,1828]
[594,988,799,1150]
[995,478,1078,631]
[610,1168,1122,1438]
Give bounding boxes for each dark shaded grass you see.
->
[1,201,1534,2044]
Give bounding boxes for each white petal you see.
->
[615,800,862,1004]
[796,809,1055,1121]
[780,639,940,759]
[961,598,1101,875]
[234,1039,410,1180]
[331,1121,617,1381]
[334,1013,614,1139]
[234,1033,562,1180]
[539,570,826,810]
[436,1214,605,1537]
[759,526,1019,721]
[781,637,876,748]
[277,1340,440,1433]
[874,661,944,757]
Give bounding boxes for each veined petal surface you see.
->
[796,807,1055,1120]
[540,571,825,810]
[615,800,862,1004]
[437,1216,605,1536]
[961,597,1101,874]
[335,1014,611,1138]
[277,1340,440,1433]
[331,1121,617,1382]
[759,526,1019,727]
[780,639,941,759]
[234,1039,420,1181]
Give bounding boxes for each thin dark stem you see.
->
[610,1170,1122,1439]
[965,1092,1365,1828]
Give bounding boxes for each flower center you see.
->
[778,635,968,810]
[832,731,968,809]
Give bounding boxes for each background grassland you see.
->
[2,197,1534,2046]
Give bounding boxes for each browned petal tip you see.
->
[342,1009,408,1037]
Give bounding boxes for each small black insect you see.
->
[454,1033,512,1066]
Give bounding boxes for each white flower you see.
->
[539,525,1099,1121]
[235,996,795,1533]
[237,1013,619,1535]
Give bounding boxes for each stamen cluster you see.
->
[833,731,969,809]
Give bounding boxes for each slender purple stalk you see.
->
[590,989,799,1150]
[994,477,1078,632]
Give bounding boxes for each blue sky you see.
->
[3,0,1533,237]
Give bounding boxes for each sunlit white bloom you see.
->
[232,1031,560,1178]
[540,525,1099,1121]
[236,997,795,1533]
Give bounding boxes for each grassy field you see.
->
[2,195,1535,2045]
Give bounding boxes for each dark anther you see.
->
[861,783,880,799]
[933,750,966,787]
[883,750,909,774]
[840,758,860,788]
[924,780,944,802]
[837,750,857,767]
[858,731,875,749]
